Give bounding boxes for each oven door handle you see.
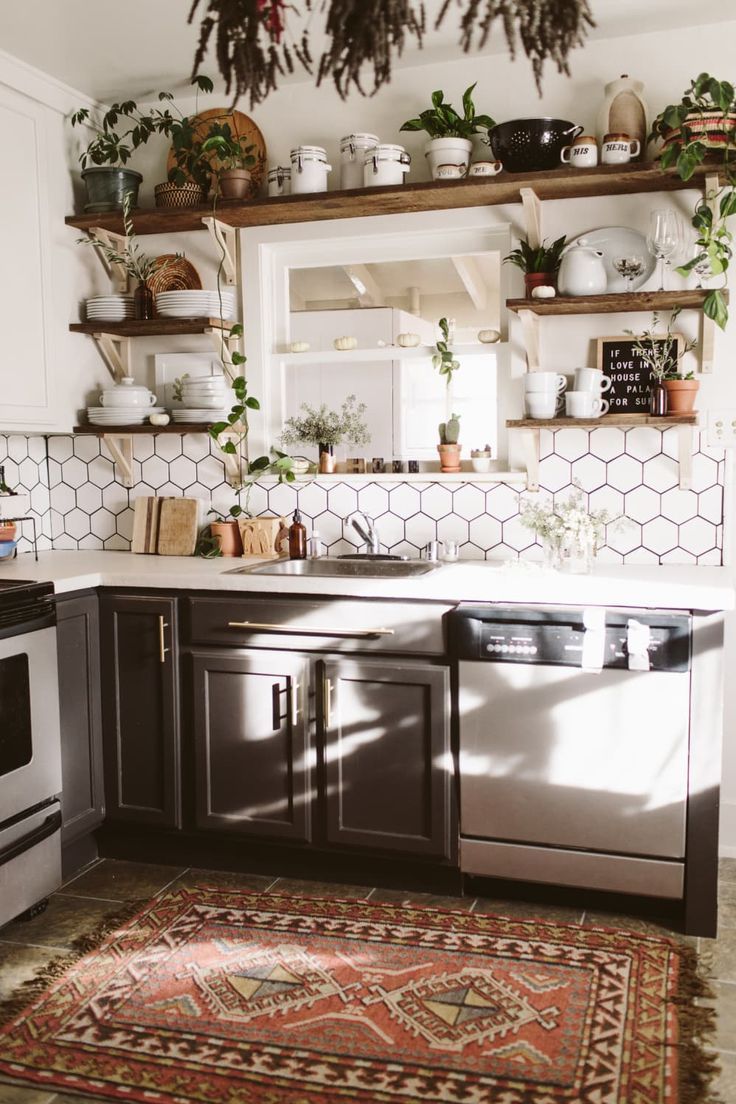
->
[0,809,61,866]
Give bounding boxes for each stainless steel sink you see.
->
[226,557,442,578]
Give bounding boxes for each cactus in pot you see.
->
[438,413,462,472]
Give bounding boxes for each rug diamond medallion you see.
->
[0,885,707,1103]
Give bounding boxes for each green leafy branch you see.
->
[432,317,460,385]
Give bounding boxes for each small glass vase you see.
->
[133,281,154,320]
[318,443,336,474]
[545,535,596,574]
[649,380,667,416]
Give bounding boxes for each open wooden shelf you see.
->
[507,414,697,429]
[74,424,215,435]
[70,318,229,337]
[506,290,724,316]
[65,162,715,236]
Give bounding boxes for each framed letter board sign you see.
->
[596,334,683,414]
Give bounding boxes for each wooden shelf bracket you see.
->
[202,217,238,285]
[86,226,130,292]
[91,332,131,382]
[521,427,540,491]
[205,324,239,377]
[520,187,542,249]
[219,430,246,489]
[518,308,541,372]
[102,433,134,487]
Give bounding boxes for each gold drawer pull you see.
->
[226,620,394,637]
[324,677,333,728]
[291,681,301,727]
[158,616,170,664]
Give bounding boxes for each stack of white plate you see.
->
[86,295,135,322]
[155,290,236,320]
[171,407,230,424]
[87,406,166,426]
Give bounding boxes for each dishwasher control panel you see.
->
[449,605,691,672]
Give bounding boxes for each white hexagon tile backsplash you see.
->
[0,427,724,564]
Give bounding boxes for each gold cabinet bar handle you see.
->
[291,681,301,727]
[227,620,394,637]
[158,616,170,664]
[324,678,333,728]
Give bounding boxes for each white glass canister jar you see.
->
[267,166,291,197]
[290,146,332,194]
[363,144,411,188]
[340,133,379,189]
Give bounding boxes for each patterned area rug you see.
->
[0,885,718,1103]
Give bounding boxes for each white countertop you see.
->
[3,550,733,611]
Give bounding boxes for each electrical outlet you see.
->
[706,410,736,448]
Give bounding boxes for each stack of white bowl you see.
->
[524,372,567,419]
[155,290,236,320]
[86,295,134,322]
[173,375,232,423]
[87,378,165,426]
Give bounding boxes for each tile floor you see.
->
[0,857,734,1103]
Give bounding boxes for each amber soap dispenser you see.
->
[288,509,307,560]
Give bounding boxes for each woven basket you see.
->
[154,182,207,208]
[661,110,736,151]
[148,255,202,296]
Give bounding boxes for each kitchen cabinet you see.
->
[100,593,180,828]
[322,658,451,858]
[191,649,312,841]
[56,593,104,844]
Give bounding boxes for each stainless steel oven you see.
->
[0,580,62,928]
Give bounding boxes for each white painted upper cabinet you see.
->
[0,82,55,429]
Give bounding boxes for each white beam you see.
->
[451,255,488,311]
[343,264,385,307]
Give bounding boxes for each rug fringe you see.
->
[0,898,145,1029]
[668,941,723,1104]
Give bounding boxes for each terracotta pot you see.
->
[437,443,462,473]
[210,520,244,557]
[663,378,699,414]
[219,169,252,199]
[524,271,554,297]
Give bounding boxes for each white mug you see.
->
[468,160,502,177]
[574,367,612,393]
[601,133,641,164]
[526,393,563,419]
[565,391,610,418]
[435,163,466,180]
[560,136,598,168]
[524,372,567,394]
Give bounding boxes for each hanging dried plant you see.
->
[436,0,595,93]
[188,0,313,107]
[316,0,425,98]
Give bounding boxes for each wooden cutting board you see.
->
[157,498,199,557]
[131,497,162,554]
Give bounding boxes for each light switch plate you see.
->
[705,410,736,449]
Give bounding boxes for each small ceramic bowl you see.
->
[471,457,493,473]
[0,539,17,560]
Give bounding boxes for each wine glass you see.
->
[647,209,680,291]
[612,255,645,292]
[690,244,712,289]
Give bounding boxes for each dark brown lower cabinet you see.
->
[100,594,180,828]
[192,650,312,841]
[322,659,451,858]
[56,593,104,844]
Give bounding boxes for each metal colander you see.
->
[488,118,583,173]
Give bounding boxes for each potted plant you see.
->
[432,317,460,384]
[627,307,697,415]
[147,76,215,207]
[650,73,736,329]
[200,121,257,199]
[281,395,370,474]
[503,235,567,296]
[207,504,245,557]
[520,486,618,573]
[70,99,156,212]
[77,194,171,318]
[438,413,462,472]
[400,83,495,180]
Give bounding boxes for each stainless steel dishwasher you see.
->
[450,604,692,900]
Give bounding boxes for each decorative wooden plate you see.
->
[148,255,202,296]
[166,107,267,198]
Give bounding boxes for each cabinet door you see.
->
[57,594,104,844]
[192,650,312,841]
[322,659,451,858]
[100,594,180,828]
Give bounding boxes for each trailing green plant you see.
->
[70,99,157,168]
[651,73,736,329]
[200,121,257,173]
[145,75,215,191]
[625,307,697,383]
[77,193,171,282]
[438,414,460,445]
[432,318,460,384]
[281,395,370,448]
[400,83,495,140]
[195,528,223,557]
[503,235,567,275]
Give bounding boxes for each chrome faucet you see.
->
[349,511,381,554]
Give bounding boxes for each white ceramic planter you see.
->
[424,137,473,180]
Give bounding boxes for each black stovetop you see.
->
[0,578,55,634]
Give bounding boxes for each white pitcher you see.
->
[557,240,608,296]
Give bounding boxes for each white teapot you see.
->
[557,239,608,296]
